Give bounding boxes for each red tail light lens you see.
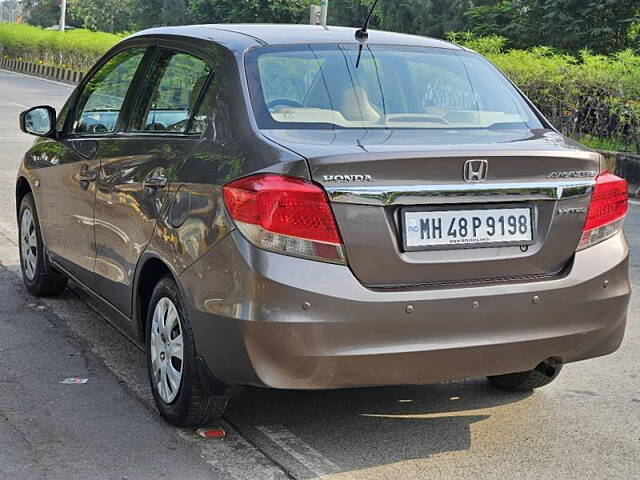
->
[578,172,628,250]
[223,174,346,264]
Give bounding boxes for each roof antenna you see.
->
[355,0,380,68]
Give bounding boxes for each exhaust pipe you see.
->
[535,358,562,378]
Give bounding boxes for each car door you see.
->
[37,47,148,288]
[92,46,215,319]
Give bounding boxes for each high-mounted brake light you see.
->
[578,172,628,250]
[223,174,346,264]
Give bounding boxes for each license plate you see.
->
[403,207,533,250]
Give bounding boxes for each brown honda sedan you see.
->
[16,24,631,426]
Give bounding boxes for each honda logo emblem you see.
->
[463,159,488,182]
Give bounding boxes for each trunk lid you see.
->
[263,128,599,287]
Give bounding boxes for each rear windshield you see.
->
[246,44,543,130]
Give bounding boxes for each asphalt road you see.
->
[0,69,638,480]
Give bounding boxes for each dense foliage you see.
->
[68,0,133,34]
[463,0,640,54]
[21,0,640,55]
[451,33,640,152]
[0,24,121,71]
[188,0,313,24]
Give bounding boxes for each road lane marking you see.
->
[176,427,289,480]
[630,199,640,207]
[0,99,30,109]
[360,410,491,420]
[256,424,341,477]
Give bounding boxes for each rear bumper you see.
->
[180,230,630,389]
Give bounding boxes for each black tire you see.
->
[146,275,227,427]
[488,360,563,392]
[18,193,67,296]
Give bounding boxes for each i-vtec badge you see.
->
[548,170,597,179]
[323,174,373,183]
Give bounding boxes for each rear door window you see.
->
[188,79,217,135]
[129,51,212,133]
[71,47,147,134]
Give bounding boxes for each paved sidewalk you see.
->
[0,267,221,480]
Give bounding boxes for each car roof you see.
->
[130,24,460,52]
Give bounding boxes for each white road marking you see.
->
[256,424,341,477]
[630,199,640,207]
[176,428,289,480]
[0,98,30,109]
[361,410,492,420]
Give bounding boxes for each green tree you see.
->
[535,0,639,53]
[463,0,640,54]
[68,0,131,33]
[188,0,312,24]
[128,0,190,30]
[463,1,523,38]
[326,0,380,28]
[22,0,62,27]
[378,0,475,38]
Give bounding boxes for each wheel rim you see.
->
[150,297,184,404]
[20,208,37,281]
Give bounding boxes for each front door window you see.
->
[72,48,147,134]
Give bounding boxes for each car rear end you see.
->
[181,37,631,389]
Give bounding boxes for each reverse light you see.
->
[223,174,346,264]
[578,172,628,250]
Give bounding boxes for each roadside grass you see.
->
[0,23,122,71]
[449,33,640,154]
[572,134,637,153]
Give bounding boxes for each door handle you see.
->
[143,168,167,189]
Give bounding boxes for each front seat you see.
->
[340,86,381,122]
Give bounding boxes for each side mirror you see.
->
[19,106,57,138]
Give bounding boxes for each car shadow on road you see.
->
[224,379,531,478]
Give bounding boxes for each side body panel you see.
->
[23,137,99,288]
[93,136,197,318]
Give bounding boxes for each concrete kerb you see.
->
[0,56,82,85]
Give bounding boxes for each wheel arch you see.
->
[133,254,178,344]
[133,252,228,397]
[15,176,33,217]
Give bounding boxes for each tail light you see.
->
[578,172,628,250]
[223,174,346,264]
